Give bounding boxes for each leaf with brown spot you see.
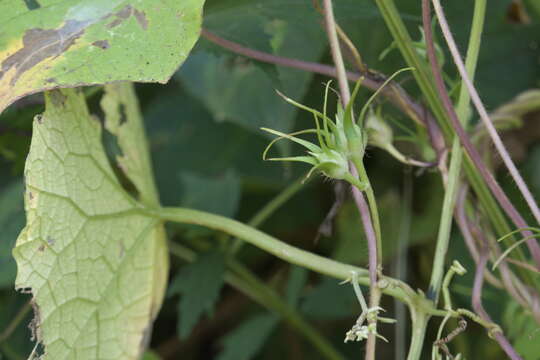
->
[0,0,204,114]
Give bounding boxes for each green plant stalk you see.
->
[158,208,471,350]
[428,0,486,356]
[158,208,470,352]
[428,0,485,303]
[352,157,382,263]
[395,0,485,357]
[157,206,474,324]
[371,1,492,227]
[322,1,383,357]
[230,177,306,254]
[433,0,540,226]
[428,140,463,300]
[168,242,345,360]
[406,309,430,360]
[373,0,451,135]
[350,157,385,359]
[153,207,419,302]
[349,159,382,360]
[373,0,534,283]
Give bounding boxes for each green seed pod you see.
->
[312,149,349,180]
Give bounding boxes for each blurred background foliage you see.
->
[1,0,539,359]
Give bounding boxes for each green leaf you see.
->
[301,277,356,320]
[101,82,160,207]
[0,180,25,288]
[178,170,241,218]
[217,313,278,360]
[169,251,226,338]
[12,88,168,359]
[0,0,205,114]
[143,93,286,198]
[175,0,327,136]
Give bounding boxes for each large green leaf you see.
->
[175,0,327,136]
[142,92,288,200]
[0,0,204,114]
[12,88,168,359]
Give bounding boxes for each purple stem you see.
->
[320,0,380,357]
[421,0,540,268]
[473,247,523,360]
[350,168,378,293]
[431,0,540,225]
[456,188,533,312]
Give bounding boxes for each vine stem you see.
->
[373,0,539,282]
[321,1,381,358]
[473,246,522,359]
[153,207,419,300]
[430,0,540,226]
[426,0,485,304]
[408,0,487,358]
[321,0,350,104]
[422,0,540,268]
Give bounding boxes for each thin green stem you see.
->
[322,1,383,357]
[430,2,487,295]
[347,166,382,360]
[428,138,462,302]
[373,0,535,272]
[409,0,487,357]
[432,313,452,360]
[373,0,450,134]
[168,241,345,360]
[322,0,350,104]
[352,157,382,263]
[407,310,429,360]
[230,177,306,254]
[153,207,416,302]
[432,0,540,226]
[349,162,382,360]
